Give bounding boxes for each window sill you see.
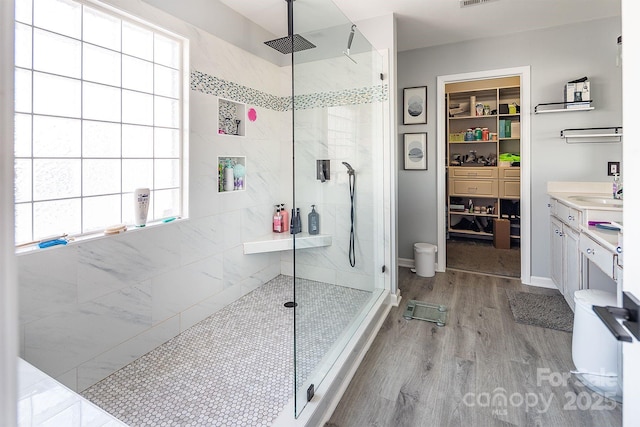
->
[15,217,184,256]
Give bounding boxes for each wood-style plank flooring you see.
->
[326,268,622,427]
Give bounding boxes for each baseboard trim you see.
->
[387,290,402,307]
[398,257,414,268]
[527,276,558,290]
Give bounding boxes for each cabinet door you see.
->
[450,167,498,179]
[556,202,580,230]
[499,167,520,179]
[499,180,520,198]
[448,179,498,197]
[550,216,563,291]
[563,226,580,311]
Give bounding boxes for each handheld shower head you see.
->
[342,162,355,175]
[343,24,357,64]
[347,25,356,50]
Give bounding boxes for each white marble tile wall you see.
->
[282,98,385,292]
[18,0,287,392]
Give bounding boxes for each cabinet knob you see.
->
[568,215,574,221]
[547,203,552,208]
[587,248,595,255]
[617,247,623,254]
[555,229,559,234]
[559,232,564,237]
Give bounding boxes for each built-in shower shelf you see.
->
[243,232,332,254]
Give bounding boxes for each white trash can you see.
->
[414,243,437,277]
[572,289,621,399]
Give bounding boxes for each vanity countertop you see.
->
[548,192,623,211]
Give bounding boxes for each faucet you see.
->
[615,187,623,200]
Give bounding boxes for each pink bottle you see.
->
[273,205,282,233]
[280,204,289,232]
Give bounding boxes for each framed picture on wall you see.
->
[403,86,427,124]
[404,133,427,170]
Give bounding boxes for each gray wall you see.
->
[397,17,622,278]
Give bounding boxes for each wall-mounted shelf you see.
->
[535,101,593,114]
[243,232,332,254]
[561,127,622,143]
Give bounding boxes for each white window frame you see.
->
[14,0,189,248]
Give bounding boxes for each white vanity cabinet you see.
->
[548,190,622,311]
[549,202,581,309]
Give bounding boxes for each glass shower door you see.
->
[290,0,387,417]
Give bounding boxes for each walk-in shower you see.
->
[13,0,388,424]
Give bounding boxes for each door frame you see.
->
[436,66,531,283]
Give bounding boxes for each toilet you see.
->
[572,289,622,401]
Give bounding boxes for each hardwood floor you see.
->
[326,268,622,427]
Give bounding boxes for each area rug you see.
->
[505,290,573,332]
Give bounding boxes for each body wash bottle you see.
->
[273,205,282,233]
[295,208,302,234]
[134,188,150,227]
[308,205,319,235]
[280,204,289,232]
[290,209,297,234]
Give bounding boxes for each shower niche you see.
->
[217,156,246,192]
[218,98,246,136]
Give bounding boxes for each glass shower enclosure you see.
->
[286,0,387,418]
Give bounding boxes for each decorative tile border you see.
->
[190,70,388,111]
[191,70,288,111]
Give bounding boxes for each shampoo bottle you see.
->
[223,159,234,191]
[280,204,289,232]
[295,208,302,234]
[308,205,319,235]
[290,209,296,234]
[134,188,150,227]
[273,205,282,233]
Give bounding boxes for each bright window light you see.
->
[14,0,186,245]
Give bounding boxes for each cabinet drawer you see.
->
[579,233,616,279]
[449,179,498,197]
[555,202,580,230]
[449,167,498,179]
[499,180,520,198]
[499,167,520,179]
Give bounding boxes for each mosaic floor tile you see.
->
[82,275,372,426]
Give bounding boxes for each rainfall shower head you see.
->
[342,162,355,175]
[264,34,316,54]
[264,0,316,54]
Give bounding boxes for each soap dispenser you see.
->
[308,205,319,235]
[273,205,282,233]
[613,173,622,199]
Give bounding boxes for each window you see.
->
[14,0,186,245]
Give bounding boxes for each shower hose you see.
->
[348,172,356,267]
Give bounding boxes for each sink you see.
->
[569,195,623,207]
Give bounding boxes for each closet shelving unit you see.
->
[446,76,522,240]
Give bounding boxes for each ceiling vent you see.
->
[460,0,499,7]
